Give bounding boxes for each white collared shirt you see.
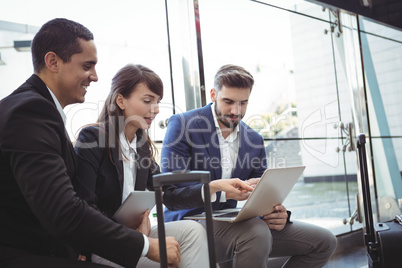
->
[47,87,66,125]
[119,132,149,257]
[208,103,240,202]
[211,103,240,179]
[119,132,137,203]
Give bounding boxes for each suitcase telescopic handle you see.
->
[153,170,211,185]
[358,133,366,146]
[153,171,216,268]
[357,134,377,247]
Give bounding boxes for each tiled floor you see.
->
[265,232,369,268]
[324,229,369,268]
[325,246,369,268]
[268,246,369,268]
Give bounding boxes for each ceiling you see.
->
[309,0,402,31]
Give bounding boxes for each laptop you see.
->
[184,166,305,223]
[112,191,155,228]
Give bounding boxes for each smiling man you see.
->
[161,64,337,268]
[0,18,180,268]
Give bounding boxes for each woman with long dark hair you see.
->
[73,64,209,267]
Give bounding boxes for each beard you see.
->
[214,103,242,130]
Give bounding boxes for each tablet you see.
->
[112,191,155,228]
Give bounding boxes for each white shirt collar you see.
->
[210,102,240,142]
[47,87,66,125]
[119,131,137,153]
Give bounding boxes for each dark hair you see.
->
[31,18,94,73]
[97,64,163,162]
[213,64,254,92]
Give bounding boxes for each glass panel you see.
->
[165,0,202,113]
[264,139,362,234]
[360,23,402,137]
[361,17,402,42]
[371,137,402,221]
[358,18,402,221]
[285,180,362,234]
[291,13,343,140]
[0,22,37,98]
[250,0,330,21]
[200,0,339,139]
[264,139,303,169]
[332,11,365,231]
[392,138,402,171]
[0,0,173,142]
[338,12,368,135]
[199,0,357,235]
[343,144,363,232]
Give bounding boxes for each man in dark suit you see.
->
[0,18,180,268]
[161,64,337,267]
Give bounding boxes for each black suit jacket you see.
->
[74,125,207,219]
[0,75,144,267]
[74,125,159,218]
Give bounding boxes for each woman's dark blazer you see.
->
[74,125,160,218]
[73,125,208,218]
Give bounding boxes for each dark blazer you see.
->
[74,126,159,218]
[74,125,207,219]
[161,103,267,221]
[0,75,144,267]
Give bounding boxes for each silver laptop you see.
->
[184,166,305,223]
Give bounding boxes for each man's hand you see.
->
[210,179,254,201]
[136,209,151,236]
[261,204,288,231]
[245,178,260,188]
[147,237,180,267]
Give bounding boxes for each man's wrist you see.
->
[201,184,217,202]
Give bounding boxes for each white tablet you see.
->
[112,191,156,229]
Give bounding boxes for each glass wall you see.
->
[0,0,174,142]
[197,0,364,234]
[1,0,401,236]
[358,17,402,221]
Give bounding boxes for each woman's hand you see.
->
[77,254,86,261]
[210,179,254,201]
[136,209,151,236]
[147,237,180,267]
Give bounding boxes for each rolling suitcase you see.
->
[356,134,402,268]
[153,171,216,268]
